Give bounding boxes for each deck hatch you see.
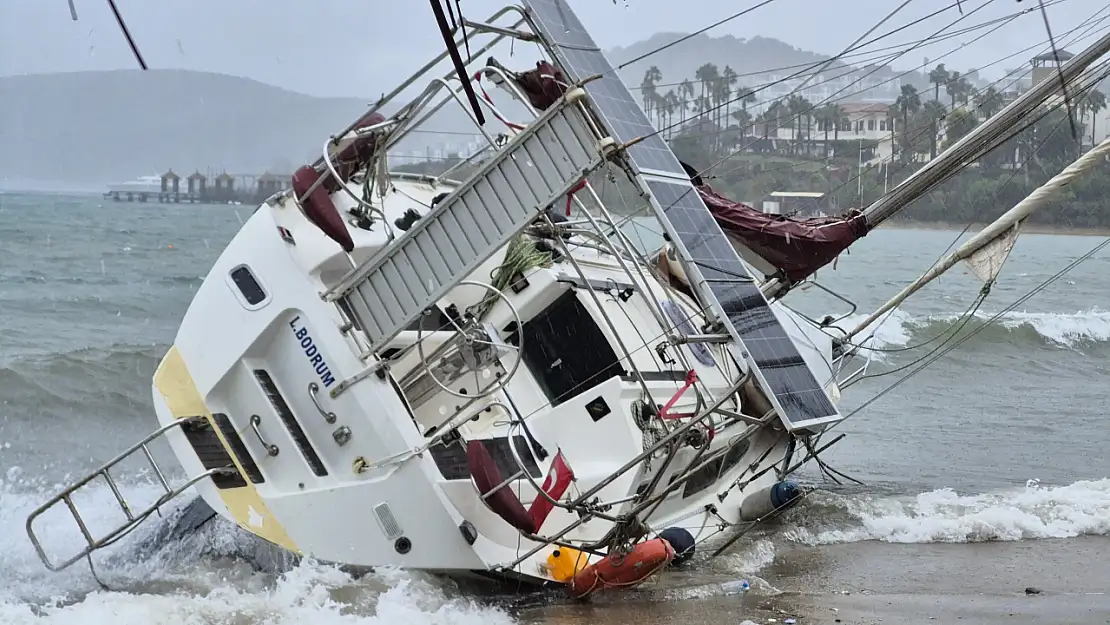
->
[252,369,329,477]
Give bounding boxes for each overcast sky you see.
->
[2,0,1108,97]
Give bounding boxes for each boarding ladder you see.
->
[25,417,236,571]
[325,85,607,355]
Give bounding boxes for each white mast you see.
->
[841,135,1110,342]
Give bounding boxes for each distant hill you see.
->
[610,33,847,89]
[0,70,377,189]
[0,34,894,189]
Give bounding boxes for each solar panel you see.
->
[523,0,683,176]
[521,0,840,430]
[646,179,839,427]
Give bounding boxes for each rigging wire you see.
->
[830,62,1110,358]
[828,6,1110,208]
[428,0,486,125]
[563,26,1108,326]
[102,0,147,69]
[599,0,1014,233]
[663,1,1110,260]
[835,235,1110,425]
[671,3,1101,156]
[764,0,921,109]
[628,0,1072,94]
[616,0,783,71]
[1036,0,1081,140]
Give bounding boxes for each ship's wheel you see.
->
[415,280,523,400]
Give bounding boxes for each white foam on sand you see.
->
[786,478,1110,545]
[0,474,515,625]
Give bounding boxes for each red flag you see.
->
[527,450,575,530]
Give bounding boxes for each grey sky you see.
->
[2,0,1107,97]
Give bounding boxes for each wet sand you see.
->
[520,537,1110,625]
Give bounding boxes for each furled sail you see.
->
[695,183,869,284]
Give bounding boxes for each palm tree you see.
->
[887,103,900,161]
[1086,89,1107,146]
[945,71,962,109]
[664,90,681,138]
[679,79,695,126]
[785,94,812,154]
[895,85,922,163]
[640,66,662,117]
[921,100,947,159]
[736,86,757,111]
[956,76,973,106]
[816,103,843,157]
[832,104,846,141]
[695,63,720,121]
[759,101,787,152]
[928,63,950,102]
[730,109,752,150]
[721,66,739,130]
[976,86,1004,119]
[652,92,667,131]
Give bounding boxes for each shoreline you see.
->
[885,219,1110,237]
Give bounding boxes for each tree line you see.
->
[641,61,1110,230]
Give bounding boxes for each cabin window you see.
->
[518,292,625,407]
[230,265,267,306]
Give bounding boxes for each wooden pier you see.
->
[104,169,294,205]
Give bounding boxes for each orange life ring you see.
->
[567,537,675,599]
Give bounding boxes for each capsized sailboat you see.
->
[25,0,1110,595]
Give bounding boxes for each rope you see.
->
[478,236,553,318]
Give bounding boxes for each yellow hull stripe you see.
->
[153,346,299,552]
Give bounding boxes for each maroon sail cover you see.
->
[291,166,355,253]
[326,111,387,191]
[288,111,386,253]
[513,61,568,110]
[696,184,869,284]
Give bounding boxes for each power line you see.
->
[616,0,783,71]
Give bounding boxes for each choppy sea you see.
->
[1,191,1108,624]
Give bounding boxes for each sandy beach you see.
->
[520,538,1110,625]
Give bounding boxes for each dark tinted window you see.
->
[519,292,624,407]
[231,266,266,305]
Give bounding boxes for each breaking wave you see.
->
[785,478,1110,545]
[0,474,515,625]
[0,343,165,413]
[840,308,1110,351]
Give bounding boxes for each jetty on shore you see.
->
[104,169,293,205]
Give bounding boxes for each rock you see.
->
[1025,587,1042,595]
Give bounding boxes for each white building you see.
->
[813,102,897,163]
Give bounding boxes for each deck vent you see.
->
[253,369,329,477]
[374,503,404,540]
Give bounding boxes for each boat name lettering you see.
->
[289,316,335,388]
